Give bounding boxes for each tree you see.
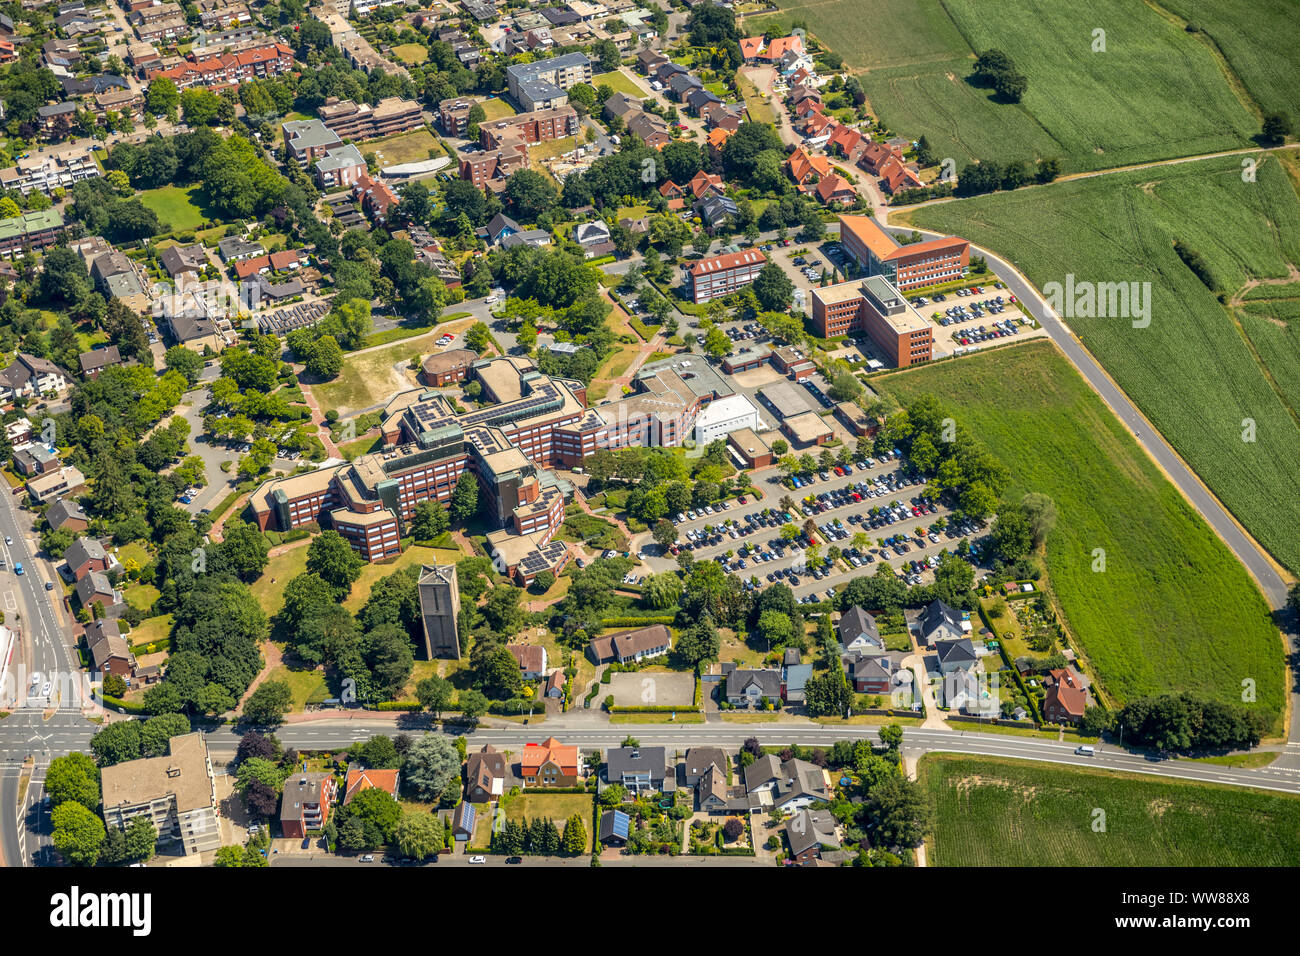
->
[51,801,106,866]
[561,813,587,855]
[829,372,862,402]
[1020,492,1058,547]
[236,730,280,764]
[145,77,180,118]
[306,530,364,598]
[704,326,731,359]
[411,499,450,539]
[1261,112,1293,144]
[676,614,720,665]
[990,504,1033,561]
[458,688,489,723]
[122,816,158,863]
[863,776,932,848]
[394,811,443,859]
[416,675,454,717]
[505,168,558,221]
[651,518,677,551]
[721,817,745,841]
[242,680,292,726]
[752,261,794,312]
[304,334,344,379]
[45,753,101,811]
[402,733,460,801]
[347,787,402,843]
[181,87,222,125]
[449,472,481,522]
[804,671,851,717]
[164,345,205,384]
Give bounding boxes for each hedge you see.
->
[373,701,422,712]
[607,704,700,713]
[129,636,171,655]
[99,693,146,714]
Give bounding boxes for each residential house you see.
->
[12,443,60,477]
[785,808,840,865]
[465,744,509,802]
[75,570,125,618]
[917,598,967,645]
[787,146,831,189]
[505,643,548,680]
[1043,667,1088,724]
[0,208,67,257]
[544,669,564,699]
[723,665,782,707]
[626,110,670,149]
[485,212,523,246]
[64,536,111,581]
[587,623,671,665]
[85,619,136,680]
[45,497,90,533]
[839,606,884,655]
[342,767,400,804]
[935,637,977,676]
[605,746,669,793]
[879,155,924,194]
[683,747,728,787]
[0,353,70,402]
[573,219,615,258]
[782,661,813,705]
[517,736,580,788]
[159,244,208,280]
[280,772,336,839]
[742,755,830,812]
[27,466,85,503]
[78,346,123,379]
[698,193,738,233]
[602,91,641,122]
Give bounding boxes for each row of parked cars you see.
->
[953,319,1021,346]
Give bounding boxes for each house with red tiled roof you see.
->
[787,146,830,188]
[879,156,924,194]
[706,126,733,159]
[517,737,581,788]
[816,172,856,205]
[343,767,401,804]
[145,41,294,90]
[1043,668,1088,724]
[802,110,835,138]
[739,36,764,61]
[688,169,725,200]
[858,139,906,175]
[826,124,865,162]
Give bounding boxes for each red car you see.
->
[738,496,747,504]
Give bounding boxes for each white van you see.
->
[1074,745,1096,756]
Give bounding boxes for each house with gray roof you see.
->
[917,598,966,645]
[723,666,782,707]
[935,637,977,676]
[742,755,830,811]
[838,605,883,655]
[605,745,669,793]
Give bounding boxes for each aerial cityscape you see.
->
[0,0,1295,901]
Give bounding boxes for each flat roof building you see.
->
[101,733,220,855]
[811,274,932,367]
[688,248,766,304]
[838,214,969,291]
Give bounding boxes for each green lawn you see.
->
[367,128,440,166]
[909,153,1300,575]
[139,184,210,234]
[594,70,647,99]
[342,543,465,614]
[478,97,516,121]
[249,543,311,617]
[390,43,428,65]
[878,340,1284,726]
[126,614,172,652]
[264,664,330,712]
[500,791,595,852]
[920,755,1300,866]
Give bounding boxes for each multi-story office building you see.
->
[811,274,933,367]
[101,733,220,856]
[688,248,767,303]
[838,214,969,291]
[249,356,719,589]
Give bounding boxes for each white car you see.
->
[41,681,51,697]
[469,855,487,864]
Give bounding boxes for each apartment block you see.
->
[0,208,66,257]
[145,41,294,89]
[438,97,474,136]
[688,248,767,304]
[811,274,933,367]
[101,733,220,856]
[319,96,423,141]
[0,147,99,196]
[282,118,342,163]
[505,52,591,110]
[478,104,578,150]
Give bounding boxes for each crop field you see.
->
[908,153,1300,577]
[920,755,1300,866]
[879,340,1284,725]
[1157,0,1300,116]
[1236,299,1300,412]
[761,0,1258,171]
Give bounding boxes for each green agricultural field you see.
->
[878,340,1284,724]
[1157,0,1300,117]
[139,184,210,234]
[908,152,1300,577]
[920,755,1300,866]
[761,0,1259,172]
[1236,301,1300,413]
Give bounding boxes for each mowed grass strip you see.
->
[910,153,1300,576]
[878,340,1283,724]
[920,755,1300,866]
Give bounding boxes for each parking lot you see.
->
[917,287,1044,358]
[605,671,695,708]
[641,455,987,602]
